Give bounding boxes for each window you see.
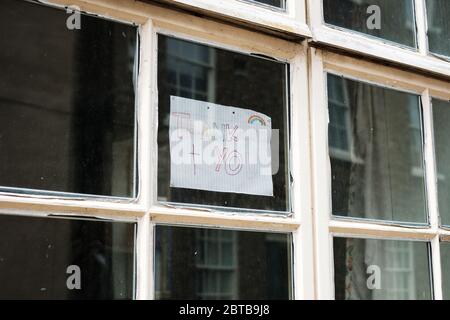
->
[308,0,450,78]
[160,0,309,38]
[4,0,450,302]
[157,35,290,212]
[155,226,292,300]
[440,242,450,299]
[432,99,450,226]
[0,214,136,299]
[328,75,351,157]
[323,0,417,48]
[333,237,431,300]
[327,74,427,223]
[0,0,138,198]
[311,50,450,300]
[0,0,313,301]
[249,0,286,10]
[426,0,450,58]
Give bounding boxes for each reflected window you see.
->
[157,35,290,212]
[0,215,136,299]
[155,226,292,300]
[426,0,450,58]
[333,237,432,300]
[328,75,352,159]
[323,0,417,48]
[432,99,450,226]
[0,0,137,197]
[328,74,427,223]
[195,229,238,299]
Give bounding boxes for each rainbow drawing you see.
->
[248,114,266,126]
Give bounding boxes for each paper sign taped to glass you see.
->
[169,96,274,197]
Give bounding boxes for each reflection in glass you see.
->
[432,99,450,226]
[334,237,432,300]
[155,226,291,300]
[323,0,417,48]
[158,35,289,212]
[440,242,450,299]
[328,74,427,223]
[251,0,285,9]
[0,0,137,197]
[0,215,136,299]
[426,0,450,58]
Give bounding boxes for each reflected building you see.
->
[155,226,291,300]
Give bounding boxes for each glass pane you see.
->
[426,0,450,58]
[0,0,137,197]
[323,0,417,48]
[157,35,289,212]
[333,237,432,300]
[328,74,427,224]
[250,0,285,9]
[0,214,136,299]
[432,99,450,226]
[155,226,292,300]
[440,242,450,299]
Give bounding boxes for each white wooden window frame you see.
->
[307,0,450,79]
[1,0,316,300]
[310,48,450,300]
[152,0,310,38]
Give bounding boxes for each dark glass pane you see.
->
[440,242,450,299]
[251,0,285,9]
[155,226,291,300]
[0,214,136,299]
[323,0,417,48]
[0,0,137,197]
[328,74,427,223]
[157,35,289,212]
[427,0,450,57]
[334,237,432,300]
[432,99,450,226]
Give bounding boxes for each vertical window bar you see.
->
[415,0,429,55]
[421,90,443,299]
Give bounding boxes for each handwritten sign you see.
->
[169,96,273,196]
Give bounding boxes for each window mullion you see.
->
[290,45,315,299]
[421,89,440,229]
[415,0,429,56]
[309,47,334,300]
[135,19,154,301]
[431,235,443,299]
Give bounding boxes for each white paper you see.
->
[169,96,273,196]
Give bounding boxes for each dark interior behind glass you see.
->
[0,214,136,299]
[0,0,137,197]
